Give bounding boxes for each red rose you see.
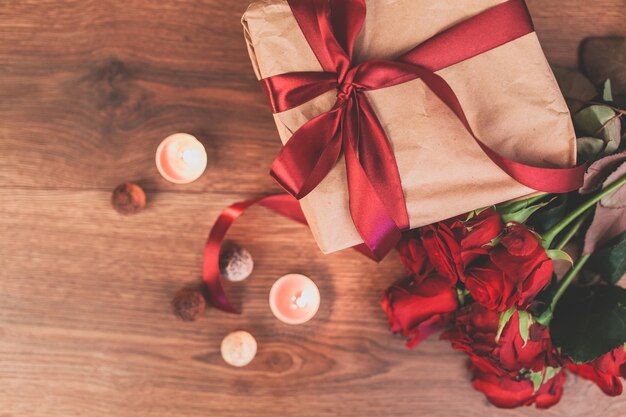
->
[464,261,513,312]
[492,224,553,308]
[396,233,433,280]
[445,303,564,408]
[382,275,458,348]
[455,208,504,266]
[567,346,626,396]
[445,304,560,376]
[473,368,565,409]
[420,222,463,283]
[465,223,553,311]
[421,209,503,283]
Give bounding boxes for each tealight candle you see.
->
[155,133,207,184]
[269,274,320,325]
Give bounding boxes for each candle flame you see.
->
[290,290,311,310]
[181,148,203,168]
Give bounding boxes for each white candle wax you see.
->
[156,133,207,184]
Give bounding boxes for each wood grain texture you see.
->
[0,1,625,416]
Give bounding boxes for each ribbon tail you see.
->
[415,68,587,193]
[202,200,254,314]
[259,194,308,224]
[356,93,410,230]
[203,193,382,314]
[271,106,344,199]
[202,195,307,314]
[342,97,402,260]
[355,59,585,193]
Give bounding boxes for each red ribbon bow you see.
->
[262,0,586,260]
[199,0,588,315]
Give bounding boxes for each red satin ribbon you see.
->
[202,194,375,313]
[263,0,586,260]
[202,194,306,313]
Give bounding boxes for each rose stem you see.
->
[500,193,548,213]
[542,172,626,248]
[549,254,591,313]
[554,209,594,251]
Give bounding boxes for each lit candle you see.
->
[155,133,208,184]
[269,274,320,325]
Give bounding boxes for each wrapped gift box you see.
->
[242,0,576,254]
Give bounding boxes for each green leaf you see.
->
[585,232,626,284]
[552,66,598,113]
[497,194,548,214]
[582,37,626,104]
[603,79,614,102]
[518,310,531,347]
[577,137,606,162]
[547,249,573,265]
[530,371,543,392]
[529,366,560,393]
[528,194,568,233]
[496,307,516,343]
[573,105,614,135]
[604,128,621,156]
[465,206,491,221]
[544,366,558,382]
[498,196,555,224]
[573,105,621,156]
[457,288,470,306]
[551,285,626,363]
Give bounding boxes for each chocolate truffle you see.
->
[111,182,146,215]
[219,244,254,282]
[172,288,206,321]
[220,331,257,367]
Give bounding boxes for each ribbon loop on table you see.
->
[201,193,379,314]
[261,0,586,261]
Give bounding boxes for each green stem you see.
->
[500,193,549,213]
[522,193,551,207]
[550,255,591,312]
[542,172,626,248]
[554,209,594,251]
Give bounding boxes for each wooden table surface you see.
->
[1,1,625,416]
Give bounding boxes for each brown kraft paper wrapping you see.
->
[242,0,577,254]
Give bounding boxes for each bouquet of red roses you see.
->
[382,37,626,409]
